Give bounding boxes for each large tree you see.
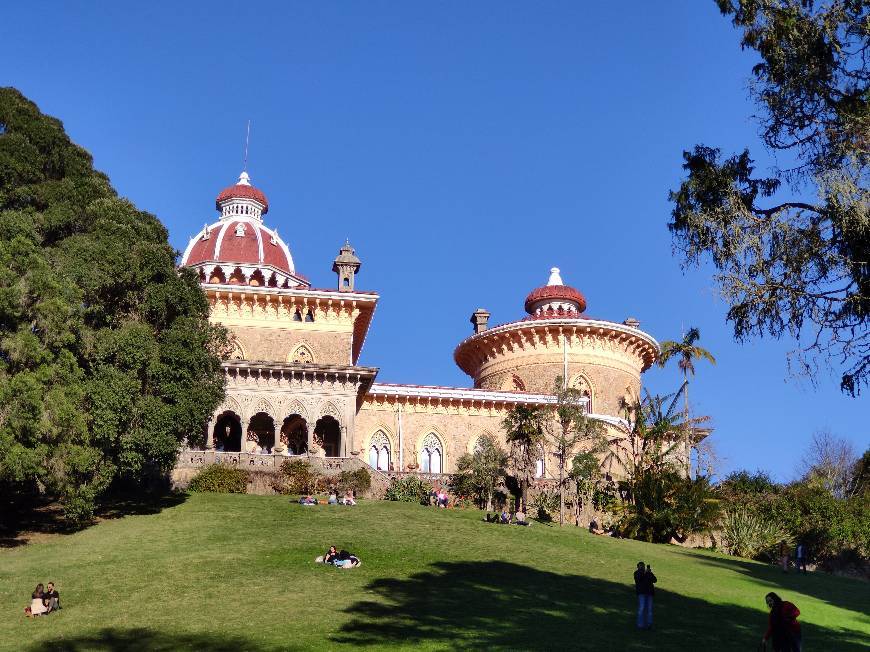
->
[669,1,869,395]
[0,88,227,522]
[547,379,606,526]
[503,405,546,512]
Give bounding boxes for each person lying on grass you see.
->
[298,495,318,505]
[316,546,361,568]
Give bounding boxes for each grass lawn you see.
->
[1,493,868,651]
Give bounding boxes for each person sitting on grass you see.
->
[500,509,512,524]
[27,584,47,617]
[327,491,338,505]
[514,510,530,526]
[43,582,60,613]
[323,545,340,564]
[589,519,606,535]
[343,490,356,506]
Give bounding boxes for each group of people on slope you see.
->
[632,562,802,650]
[428,489,450,508]
[298,490,357,506]
[484,508,529,526]
[317,545,361,568]
[24,582,60,618]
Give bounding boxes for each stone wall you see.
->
[356,401,507,473]
[227,325,352,365]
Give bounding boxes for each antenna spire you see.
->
[243,120,251,172]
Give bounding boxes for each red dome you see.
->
[182,220,292,274]
[215,183,269,214]
[524,284,586,314]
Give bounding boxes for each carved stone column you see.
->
[205,414,215,450]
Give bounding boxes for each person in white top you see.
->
[28,583,47,617]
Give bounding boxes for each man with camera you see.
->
[633,561,657,630]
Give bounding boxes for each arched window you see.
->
[420,433,443,473]
[570,374,594,413]
[535,445,545,478]
[368,430,391,471]
[288,344,314,364]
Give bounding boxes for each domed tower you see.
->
[177,171,379,459]
[454,268,658,417]
[180,171,308,289]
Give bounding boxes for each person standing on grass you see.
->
[795,543,807,574]
[633,562,656,630]
[762,592,801,651]
[779,540,789,573]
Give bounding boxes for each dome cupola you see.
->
[215,171,269,219]
[180,171,307,289]
[524,267,587,316]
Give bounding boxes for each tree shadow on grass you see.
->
[333,560,869,651]
[26,627,268,652]
[669,547,870,618]
[0,491,188,548]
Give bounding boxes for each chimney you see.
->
[471,308,490,334]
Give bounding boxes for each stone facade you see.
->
[178,174,662,481]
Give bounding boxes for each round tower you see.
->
[454,268,659,416]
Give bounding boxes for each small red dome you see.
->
[524,284,586,314]
[215,183,269,214]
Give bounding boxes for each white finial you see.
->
[547,267,563,286]
[238,171,251,186]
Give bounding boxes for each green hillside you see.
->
[2,494,867,651]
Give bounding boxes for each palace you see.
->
[177,171,660,479]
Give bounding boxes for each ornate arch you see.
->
[367,428,393,471]
[319,401,343,426]
[250,397,276,419]
[419,431,445,474]
[469,431,496,455]
[288,342,315,364]
[283,399,309,422]
[569,372,595,412]
[217,395,243,418]
[225,335,246,361]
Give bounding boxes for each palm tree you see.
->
[657,327,715,474]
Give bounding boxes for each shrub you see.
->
[722,506,791,560]
[275,459,321,495]
[188,465,249,494]
[385,476,432,504]
[338,468,372,495]
[530,489,559,522]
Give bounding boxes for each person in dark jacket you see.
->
[633,562,657,630]
[763,592,801,651]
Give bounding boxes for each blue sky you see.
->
[3,1,866,480]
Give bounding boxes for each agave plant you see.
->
[722,506,792,560]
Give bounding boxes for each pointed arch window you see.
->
[368,430,391,471]
[289,344,314,364]
[570,374,594,413]
[420,433,443,474]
